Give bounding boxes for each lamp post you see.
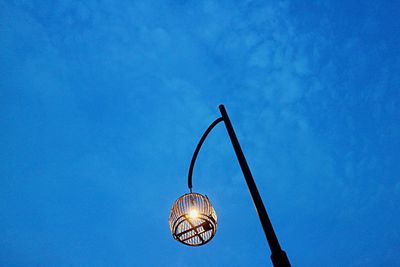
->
[169,104,291,267]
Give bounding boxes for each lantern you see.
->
[168,193,217,246]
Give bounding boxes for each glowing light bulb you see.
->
[189,209,199,219]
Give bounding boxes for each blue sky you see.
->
[1,0,399,266]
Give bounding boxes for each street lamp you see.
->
[168,104,291,267]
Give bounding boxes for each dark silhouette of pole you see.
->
[188,117,223,192]
[219,105,291,267]
[187,104,291,267]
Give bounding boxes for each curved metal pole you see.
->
[188,117,223,191]
[186,105,291,267]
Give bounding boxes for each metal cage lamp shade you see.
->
[168,193,217,246]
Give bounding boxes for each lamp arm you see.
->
[186,104,290,267]
[188,117,224,191]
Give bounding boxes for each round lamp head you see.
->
[168,192,217,246]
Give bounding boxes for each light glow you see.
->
[189,209,199,219]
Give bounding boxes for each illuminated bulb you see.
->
[189,209,199,219]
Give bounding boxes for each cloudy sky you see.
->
[1,0,399,266]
